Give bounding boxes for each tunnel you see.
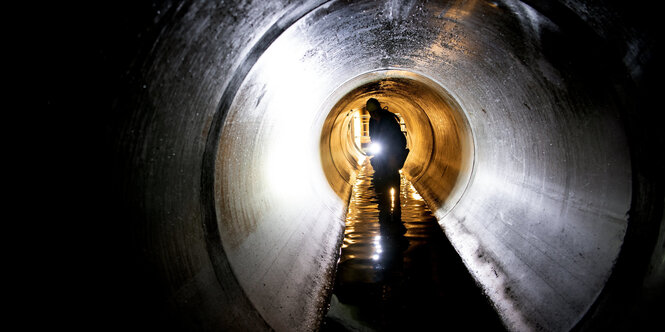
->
[104,0,664,331]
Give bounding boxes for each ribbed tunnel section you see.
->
[113,0,664,331]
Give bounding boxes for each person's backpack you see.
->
[389,111,410,169]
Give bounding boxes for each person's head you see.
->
[366,98,381,118]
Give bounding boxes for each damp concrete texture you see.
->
[110,0,664,331]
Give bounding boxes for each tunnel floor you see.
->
[322,159,505,331]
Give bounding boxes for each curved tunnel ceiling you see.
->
[112,0,664,331]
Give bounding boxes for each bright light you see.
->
[252,28,328,202]
[369,142,382,155]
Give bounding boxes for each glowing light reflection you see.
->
[369,142,382,155]
[257,27,325,202]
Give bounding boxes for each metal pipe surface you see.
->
[112,0,664,330]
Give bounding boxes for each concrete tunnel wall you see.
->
[112,0,664,331]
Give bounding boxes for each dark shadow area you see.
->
[41,2,185,331]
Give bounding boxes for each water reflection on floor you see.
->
[322,160,505,331]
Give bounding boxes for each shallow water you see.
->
[322,160,505,331]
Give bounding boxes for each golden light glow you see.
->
[353,110,361,147]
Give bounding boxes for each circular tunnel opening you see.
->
[116,1,664,331]
[320,70,475,215]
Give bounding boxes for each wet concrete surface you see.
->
[323,159,505,331]
[98,0,665,329]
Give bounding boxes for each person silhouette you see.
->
[366,98,408,234]
[367,97,407,180]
